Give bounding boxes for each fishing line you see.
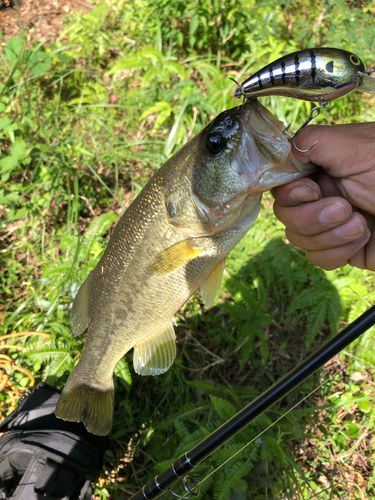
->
[129,306,375,500]
[181,335,375,498]
[180,347,368,496]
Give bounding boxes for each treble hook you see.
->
[289,99,330,153]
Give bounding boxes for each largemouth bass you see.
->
[55,99,315,435]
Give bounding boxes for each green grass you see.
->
[1,0,375,498]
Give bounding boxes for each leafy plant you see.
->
[2,1,375,498]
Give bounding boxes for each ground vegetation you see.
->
[1,1,375,498]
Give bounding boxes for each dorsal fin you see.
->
[71,270,95,337]
[200,258,226,307]
[133,322,176,376]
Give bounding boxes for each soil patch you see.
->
[0,0,93,44]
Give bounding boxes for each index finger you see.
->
[271,178,321,207]
[291,122,375,173]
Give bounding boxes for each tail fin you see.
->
[55,369,114,436]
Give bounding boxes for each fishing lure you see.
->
[235,48,375,101]
[233,48,375,152]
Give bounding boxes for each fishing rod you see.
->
[129,305,375,500]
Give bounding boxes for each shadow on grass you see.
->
[108,238,353,499]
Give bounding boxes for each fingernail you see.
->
[318,202,349,225]
[334,216,364,237]
[289,185,319,203]
[350,228,371,244]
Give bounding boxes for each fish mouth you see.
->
[229,99,291,186]
[234,99,315,191]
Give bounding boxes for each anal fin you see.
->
[133,322,176,376]
[200,258,226,307]
[149,239,203,275]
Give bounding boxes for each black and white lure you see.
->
[235,48,375,101]
[233,48,375,151]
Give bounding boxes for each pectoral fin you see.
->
[200,258,226,307]
[150,240,203,275]
[71,270,95,337]
[133,322,177,376]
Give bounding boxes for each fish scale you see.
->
[55,99,316,435]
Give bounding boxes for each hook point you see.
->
[293,138,318,153]
[283,121,292,135]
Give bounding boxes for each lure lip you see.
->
[357,71,375,94]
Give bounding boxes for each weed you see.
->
[1,1,375,498]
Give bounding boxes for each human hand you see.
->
[271,122,375,271]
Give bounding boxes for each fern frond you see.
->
[211,441,257,465]
[195,469,214,496]
[214,459,254,500]
[236,281,257,311]
[347,298,367,324]
[263,434,284,462]
[114,358,132,386]
[45,353,75,377]
[27,345,72,363]
[306,300,327,349]
[84,212,117,257]
[210,395,237,421]
[283,412,304,439]
[256,328,269,365]
[175,426,212,455]
[289,287,326,312]
[174,419,189,439]
[268,240,298,293]
[187,380,226,397]
[327,295,343,336]
[238,325,256,370]
[157,402,210,431]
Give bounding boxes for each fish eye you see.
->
[350,54,361,66]
[206,134,226,155]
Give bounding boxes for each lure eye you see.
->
[350,54,361,66]
[206,134,226,155]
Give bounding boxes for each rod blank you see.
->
[129,305,375,500]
